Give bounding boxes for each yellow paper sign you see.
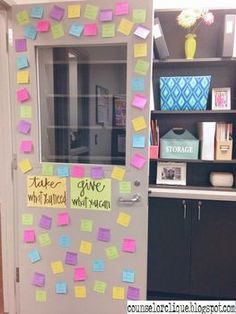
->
[102,23,115,38]
[20,105,32,119]
[93,280,107,294]
[111,167,125,181]
[134,59,150,76]
[19,159,32,174]
[38,233,51,246]
[35,290,47,302]
[22,213,33,225]
[27,176,66,208]
[80,240,92,255]
[74,286,86,298]
[68,5,81,18]
[118,18,133,36]
[51,261,64,274]
[117,212,131,227]
[17,71,29,84]
[17,10,29,25]
[112,286,125,300]
[132,116,147,132]
[70,178,111,211]
[134,43,147,58]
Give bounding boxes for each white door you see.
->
[10,1,153,313]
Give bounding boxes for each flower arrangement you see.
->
[177,9,214,34]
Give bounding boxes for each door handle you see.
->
[118,193,141,205]
[198,201,202,221]
[182,200,187,219]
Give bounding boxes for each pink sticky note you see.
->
[100,9,113,22]
[150,146,159,159]
[132,94,148,109]
[115,1,129,16]
[57,212,69,226]
[91,167,104,179]
[15,39,27,52]
[71,165,85,178]
[122,238,136,253]
[134,25,150,39]
[20,140,33,153]
[36,20,50,32]
[131,153,146,169]
[84,23,97,36]
[17,88,30,103]
[24,230,36,243]
[18,120,31,134]
[74,267,87,281]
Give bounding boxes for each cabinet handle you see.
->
[198,201,202,221]
[182,200,187,219]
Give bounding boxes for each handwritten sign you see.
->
[27,176,66,208]
[70,178,111,211]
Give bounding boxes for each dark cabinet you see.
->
[148,197,236,299]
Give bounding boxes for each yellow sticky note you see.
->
[134,43,147,58]
[102,23,115,38]
[20,105,32,119]
[112,286,125,300]
[22,213,33,225]
[74,286,86,298]
[134,59,150,76]
[133,9,146,23]
[19,159,32,174]
[93,280,107,294]
[117,212,131,227]
[111,167,125,181]
[17,71,29,84]
[35,290,47,302]
[68,5,81,18]
[118,18,133,36]
[16,10,29,25]
[132,116,147,132]
[38,233,51,246]
[80,240,92,255]
[51,261,64,274]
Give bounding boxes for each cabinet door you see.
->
[191,200,236,298]
[148,197,191,295]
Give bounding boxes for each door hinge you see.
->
[16,267,20,283]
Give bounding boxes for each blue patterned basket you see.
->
[160,75,211,111]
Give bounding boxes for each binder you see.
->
[198,122,216,160]
[222,15,236,57]
[153,17,169,60]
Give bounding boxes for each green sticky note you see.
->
[93,280,107,294]
[106,246,119,260]
[17,10,29,25]
[102,23,115,38]
[119,181,132,194]
[51,23,64,39]
[134,60,150,76]
[133,9,146,23]
[42,163,54,176]
[35,290,47,302]
[20,105,32,119]
[22,213,33,225]
[39,233,51,246]
[81,219,93,232]
[84,4,99,20]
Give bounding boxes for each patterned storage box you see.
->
[160,75,211,111]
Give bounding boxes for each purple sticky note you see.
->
[84,23,97,36]
[17,88,30,103]
[39,215,52,230]
[132,94,148,109]
[36,20,50,32]
[50,5,65,21]
[57,212,70,226]
[115,1,129,16]
[99,9,113,22]
[18,120,31,134]
[32,272,45,287]
[127,286,140,300]
[74,267,87,281]
[65,251,77,265]
[134,25,150,39]
[131,153,146,169]
[97,228,111,242]
[122,238,136,253]
[91,167,104,179]
[20,140,33,153]
[71,165,85,178]
[24,229,36,243]
[15,39,27,52]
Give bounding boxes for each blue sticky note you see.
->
[16,55,28,70]
[55,281,67,294]
[132,134,145,148]
[59,235,71,248]
[24,25,37,40]
[31,6,44,19]
[92,259,105,272]
[132,77,145,92]
[69,23,84,38]
[28,250,41,263]
[122,269,135,283]
[57,165,69,177]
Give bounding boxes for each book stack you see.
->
[150,120,159,159]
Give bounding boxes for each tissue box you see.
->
[160,75,211,111]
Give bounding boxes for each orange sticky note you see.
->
[68,5,81,18]
[111,166,125,181]
[17,71,29,84]
[19,159,32,173]
[132,116,147,131]
[118,18,133,36]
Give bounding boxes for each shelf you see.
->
[151,110,236,115]
[150,158,236,164]
[153,58,236,65]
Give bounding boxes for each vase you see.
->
[185,33,197,60]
